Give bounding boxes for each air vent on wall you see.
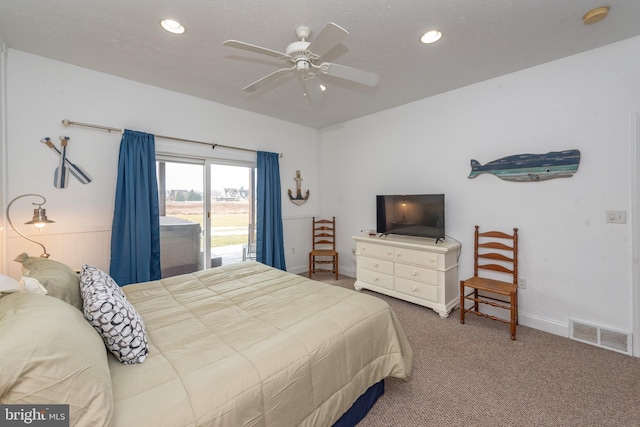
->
[569,318,632,355]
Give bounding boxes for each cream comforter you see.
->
[109,262,412,426]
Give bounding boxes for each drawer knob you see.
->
[411,271,417,276]
[373,262,378,267]
[412,286,417,292]
[373,276,378,281]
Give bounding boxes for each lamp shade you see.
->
[24,207,55,226]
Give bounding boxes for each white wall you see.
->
[5,36,640,342]
[321,36,640,337]
[3,49,319,276]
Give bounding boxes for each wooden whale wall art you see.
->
[468,149,581,182]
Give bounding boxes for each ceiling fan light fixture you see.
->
[224,22,378,105]
[420,30,442,44]
[296,59,310,72]
[304,85,327,96]
[160,19,185,34]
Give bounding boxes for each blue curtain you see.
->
[109,130,161,286]
[256,151,287,270]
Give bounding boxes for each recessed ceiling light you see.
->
[583,6,609,25]
[161,19,185,34]
[420,30,442,44]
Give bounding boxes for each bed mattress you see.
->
[108,261,412,426]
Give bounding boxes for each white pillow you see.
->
[21,276,49,294]
[0,274,21,293]
[79,264,149,365]
[0,274,47,295]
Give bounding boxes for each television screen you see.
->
[376,194,445,240]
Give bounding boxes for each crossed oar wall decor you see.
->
[41,137,92,188]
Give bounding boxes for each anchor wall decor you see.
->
[288,170,309,205]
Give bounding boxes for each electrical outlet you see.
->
[518,278,526,289]
[606,210,627,224]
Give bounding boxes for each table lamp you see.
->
[6,193,55,258]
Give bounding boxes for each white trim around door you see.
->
[632,111,640,357]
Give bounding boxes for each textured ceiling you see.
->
[1,1,639,129]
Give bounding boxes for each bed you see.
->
[1,256,412,426]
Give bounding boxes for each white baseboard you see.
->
[519,311,568,338]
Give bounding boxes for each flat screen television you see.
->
[376,194,445,241]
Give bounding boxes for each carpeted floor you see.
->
[309,272,640,427]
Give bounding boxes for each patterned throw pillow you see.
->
[79,264,148,364]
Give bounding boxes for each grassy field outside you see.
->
[166,200,252,246]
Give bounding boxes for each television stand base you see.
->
[353,234,460,318]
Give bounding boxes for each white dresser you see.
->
[353,234,461,318]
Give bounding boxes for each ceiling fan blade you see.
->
[303,77,325,105]
[223,40,289,60]
[318,62,380,86]
[243,67,294,92]
[307,22,349,59]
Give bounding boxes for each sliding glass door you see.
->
[157,160,205,278]
[209,164,256,266]
[157,157,256,278]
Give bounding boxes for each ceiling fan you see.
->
[222,23,380,105]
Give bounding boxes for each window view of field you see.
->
[165,198,251,247]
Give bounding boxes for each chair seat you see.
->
[462,276,517,296]
[310,249,337,257]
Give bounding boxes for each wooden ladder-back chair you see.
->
[460,225,519,340]
[309,217,339,280]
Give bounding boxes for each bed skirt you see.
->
[333,380,384,427]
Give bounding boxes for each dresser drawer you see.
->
[395,263,437,285]
[395,277,438,302]
[358,256,394,275]
[357,268,394,290]
[394,247,437,267]
[357,242,394,260]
